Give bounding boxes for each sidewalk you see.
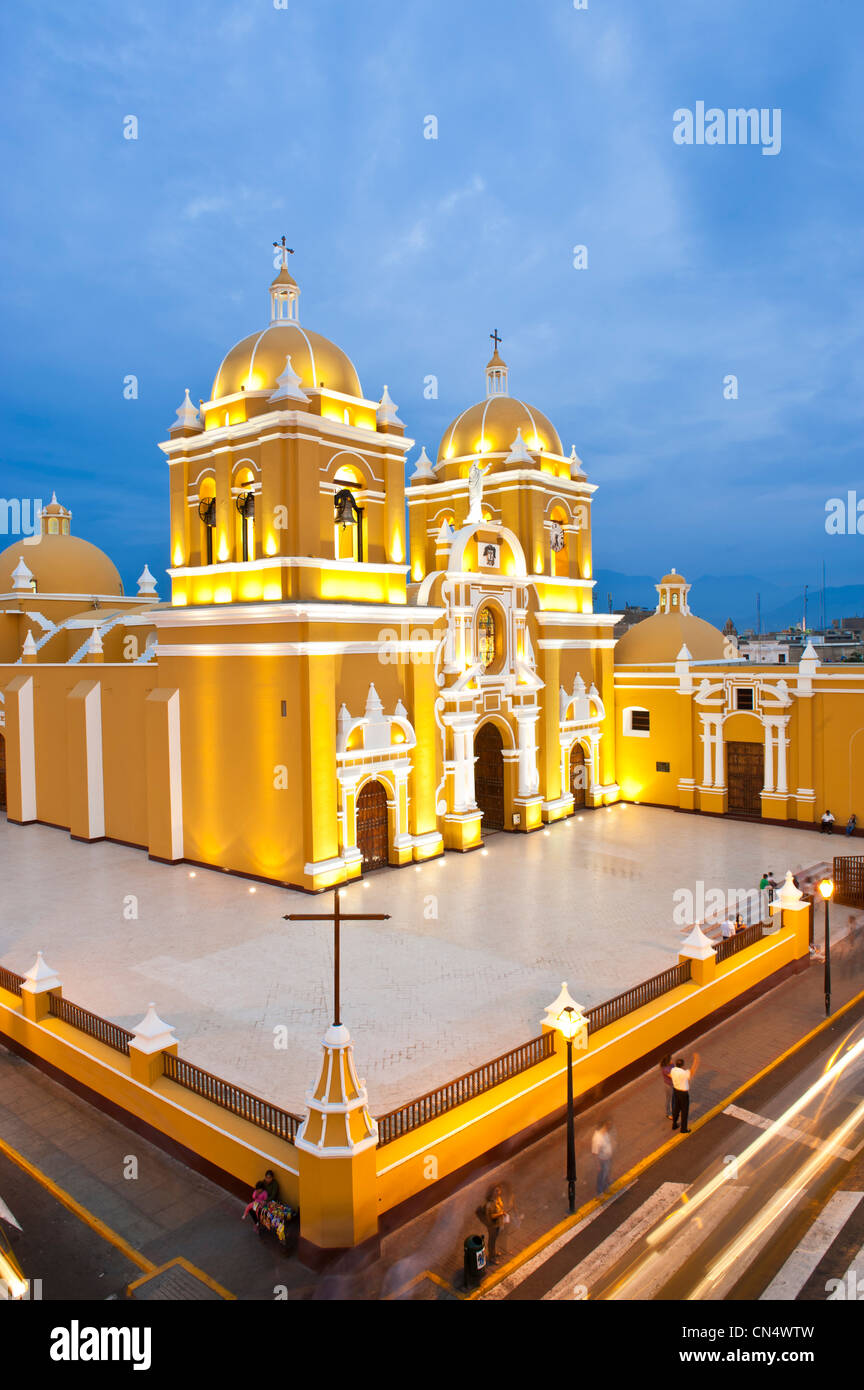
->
[357,923,864,1301]
[1,926,862,1300]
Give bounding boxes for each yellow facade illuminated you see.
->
[0,258,859,888]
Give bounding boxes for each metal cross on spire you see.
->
[273,235,295,269]
[283,887,390,1027]
[490,328,502,354]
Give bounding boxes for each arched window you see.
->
[333,464,365,561]
[550,508,568,577]
[476,602,505,673]
[198,477,216,565]
[234,467,257,563]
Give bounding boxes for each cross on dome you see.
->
[272,235,295,268]
[270,237,300,323]
[486,331,509,397]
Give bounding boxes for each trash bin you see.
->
[464,1233,487,1288]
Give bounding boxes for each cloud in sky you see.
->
[0,0,862,599]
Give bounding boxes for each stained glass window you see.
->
[477,606,496,669]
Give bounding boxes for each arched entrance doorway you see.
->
[474,722,505,831]
[356,779,389,871]
[570,742,587,808]
[0,731,5,812]
[727,741,764,816]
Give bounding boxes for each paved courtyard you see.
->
[0,808,848,1114]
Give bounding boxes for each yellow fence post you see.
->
[294,1022,380,1265]
[770,870,811,957]
[678,923,717,986]
[20,951,62,1023]
[128,1003,178,1087]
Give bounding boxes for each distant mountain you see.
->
[593,570,864,634]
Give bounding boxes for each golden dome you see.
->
[615,611,727,664]
[438,395,563,462]
[212,323,362,400]
[0,534,123,598]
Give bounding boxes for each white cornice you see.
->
[160,412,414,458]
[167,556,407,578]
[0,593,152,605]
[153,600,445,628]
[537,638,617,650]
[156,639,439,658]
[407,471,596,498]
[536,610,620,626]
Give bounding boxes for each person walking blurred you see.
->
[591,1120,615,1195]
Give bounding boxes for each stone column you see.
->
[514,708,540,798]
[763,720,776,794]
[713,720,725,789]
[775,716,789,796]
[700,714,713,787]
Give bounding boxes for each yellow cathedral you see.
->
[0,251,860,881]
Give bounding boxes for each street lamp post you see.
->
[558,1005,578,1214]
[818,877,834,1017]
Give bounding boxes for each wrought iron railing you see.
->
[834,855,864,909]
[162,1052,302,1144]
[47,992,134,1055]
[0,966,25,997]
[585,960,693,1035]
[376,1031,555,1147]
[715,921,764,963]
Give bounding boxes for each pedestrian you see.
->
[766,871,778,905]
[660,1054,674,1116]
[591,1120,615,1196]
[720,918,734,940]
[670,1053,699,1134]
[846,814,857,837]
[479,1184,509,1266]
[821,809,835,834]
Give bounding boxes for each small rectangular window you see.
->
[280,700,287,717]
[656,761,670,772]
[736,688,754,711]
[631,710,651,732]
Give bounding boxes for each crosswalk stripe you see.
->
[724,1103,855,1162]
[0,1195,21,1231]
[759,1191,864,1301]
[609,1184,745,1301]
[482,1183,635,1300]
[543,1182,686,1300]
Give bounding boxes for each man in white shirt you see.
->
[821,809,835,834]
[720,919,734,940]
[670,1052,700,1134]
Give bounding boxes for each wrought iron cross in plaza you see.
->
[283,889,390,1027]
[490,328,502,353]
[273,235,295,267]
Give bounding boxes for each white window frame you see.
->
[623,705,651,738]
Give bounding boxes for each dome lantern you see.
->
[486,329,509,397]
[656,568,691,616]
[270,236,300,324]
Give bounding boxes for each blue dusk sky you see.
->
[1,0,862,618]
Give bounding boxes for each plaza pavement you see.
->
[0,808,855,1113]
[1,925,862,1301]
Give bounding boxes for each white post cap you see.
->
[131,1002,177,1054]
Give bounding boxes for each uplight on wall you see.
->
[265,535,277,556]
[217,536,229,563]
[173,546,184,567]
